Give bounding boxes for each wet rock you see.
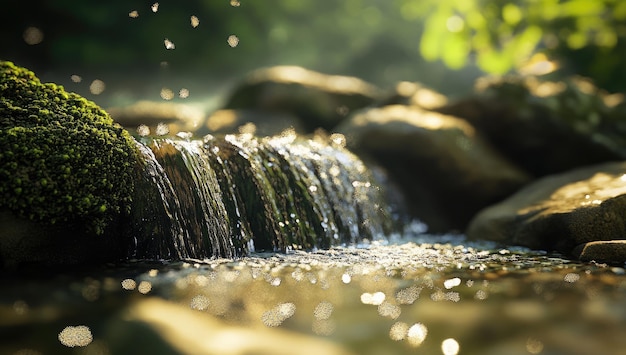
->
[573,240,626,264]
[195,109,304,137]
[437,76,624,177]
[222,66,381,132]
[467,162,626,257]
[336,105,530,232]
[107,100,205,136]
[0,61,139,264]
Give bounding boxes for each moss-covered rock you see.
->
[0,61,139,235]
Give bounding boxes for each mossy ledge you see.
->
[0,61,140,247]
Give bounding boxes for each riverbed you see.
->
[1,229,625,355]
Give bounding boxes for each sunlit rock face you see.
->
[437,75,625,177]
[336,105,530,232]
[223,66,381,132]
[467,161,626,262]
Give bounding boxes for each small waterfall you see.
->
[127,132,394,260]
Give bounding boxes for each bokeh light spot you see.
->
[227,35,239,47]
[23,27,44,45]
[58,326,92,347]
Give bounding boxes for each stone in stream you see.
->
[437,75,626,177]
[467,161,626,263]
[0,61,141,268]
[222,66,381,132]
[336,104,530,232]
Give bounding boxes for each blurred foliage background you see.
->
[1,0,625,103]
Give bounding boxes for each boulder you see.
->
[0,61,140,269]
[467,161,626,262]
[437,76,624,177]
[222,66,381,132]
[336,105,530,232]
[573,240,626,264]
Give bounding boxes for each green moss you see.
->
[0,61,139,234]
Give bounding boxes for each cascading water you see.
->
[127,131,395,260]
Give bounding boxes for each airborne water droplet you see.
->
[227,35,239,47]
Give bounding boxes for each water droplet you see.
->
[179,88,190,98]
[160,88,174,100]
[121,279,137,290]
[313,301,334,320]
[164,38,176,50]
[137,281,152,294]
[227,35,239,47]
[474,289,488,300]
[526,337,544,354]
[155,123,169,136]
[137,124,150,136]
[389,322,409,341]
[407,323,428,346]
[89,79,106,95]
[230,0,241,7]
[190,15,200,28]
[151,2,159,12]
[23,27,44,45]
[70,74,82,83]
[270,277,282,287]
[341,273,351,284]
[441,338,460,355]
[58,326,93,347]
[443,277,461,289]
[190,295,210,310]
[378,302,401,319]
[396,285,421,304]
[128,10,139,18]
[564,272,580,283]
[262,302,296,327]
[361,291,385,305]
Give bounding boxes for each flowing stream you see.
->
[127,132,394,260]
[1,134,625,354]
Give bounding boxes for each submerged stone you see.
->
[467,161,626,257]
[336,105,529,232]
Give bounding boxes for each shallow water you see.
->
[1,232,626,355]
